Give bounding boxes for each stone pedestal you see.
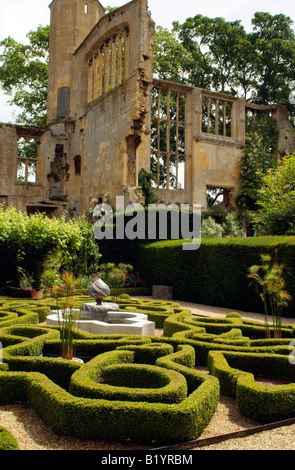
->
[152,285,173,300]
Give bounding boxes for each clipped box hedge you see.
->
[208,350,295,422]
[137,236,295,315]
[2,295,295,441]
[69,348,188,404]
[163,310,295,365]
[0,325,60,357]
[0,333,219,444]
[119,302,180,328]
[0,308,39,328]
[43,333,153,360]
[117,341,174,364]
[0,300,221,444]
[3,366,217,443]
[0,426,20,450]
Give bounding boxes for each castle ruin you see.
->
[0,0,294,217]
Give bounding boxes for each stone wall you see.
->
[0,0,294,216]
[152,80,295,210]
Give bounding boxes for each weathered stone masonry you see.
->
[0,0,294,216]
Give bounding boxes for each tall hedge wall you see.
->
[97,206,198,265]
[136,236,295,316]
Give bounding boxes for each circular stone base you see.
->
[46,309,155,336]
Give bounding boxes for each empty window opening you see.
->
[207,186,232,208]
[202,95,233,137]
[151,86,186,190]
[84,3,88,14]
[74,155,81,175]
[88,26,130,102]
[17,137,37,183]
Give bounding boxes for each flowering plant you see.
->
[125,272,147,288]
[20,273,34,292]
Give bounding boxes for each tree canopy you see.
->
[0,25,49,127]
[153,12,295,119]
[249,12,295,108]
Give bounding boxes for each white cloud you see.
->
[0,90,20,124]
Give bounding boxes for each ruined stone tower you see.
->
[44,0,155,214]
[47,0,105,121]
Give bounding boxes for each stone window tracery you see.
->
[151,86,187,190]
[202,93,233,137]
[87,26,130,103]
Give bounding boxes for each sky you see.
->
[1,0,295,123]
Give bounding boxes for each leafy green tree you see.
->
[153,26,189,83]
[155,12,295,118]
[173,15,253,94]
[249,12,295,110]
[0,25,49,126]
[236,114,279,211]
[253,154,295,235]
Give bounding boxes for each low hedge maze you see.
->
[0,295,295,447]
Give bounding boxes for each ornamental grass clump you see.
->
[51,271,78,360]
[248,254,291,338]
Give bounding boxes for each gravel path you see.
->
[1,391,294,450]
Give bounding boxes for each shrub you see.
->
[69,349,188,404]
[117,342,174,364]
[0,205,82,289]
[2,295,295,440]
[0,330,219,444]
[163,310,294,365]
[138,236,295,315]
[208,350,295,422]
[0,426,20,450]
[201,217,224,238]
